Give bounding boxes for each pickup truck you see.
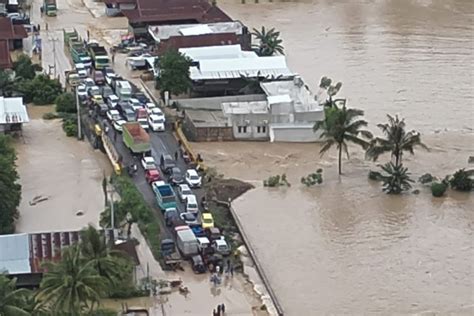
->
[122,122,150,154]
[151,182,177,210]
[160,239,182,270]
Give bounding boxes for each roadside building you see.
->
[103,0,135,17]
[0,17,28,53]
[0,96,29,133]
[122,0,232,38]
[179,45,293,96]
[148,21,251,54]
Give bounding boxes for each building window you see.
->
[238,126,247,133]
[257,126,266,133]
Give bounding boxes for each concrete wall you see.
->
[269,124,323,143]
[156,33,242,55]
[176,94,266,111]
[231,113,269,140]
[182,113,233,141]
[294,110,324,123]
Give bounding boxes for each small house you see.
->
[0,96,29,133]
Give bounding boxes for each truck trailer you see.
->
[122,122,150,154]
[176,227,199,258]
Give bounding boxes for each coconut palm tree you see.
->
[36,245,107,315]
[366,114,428,167]
[314,105,373,175]
[252,26,284,56]
[380,162,414,194]
[0,275,32,316]
[80,225,130,287]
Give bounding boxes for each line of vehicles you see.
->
[63,31,230,274]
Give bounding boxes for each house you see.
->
[148,21,251,54]
[0,97,29,133]
[122,0,233,37]
[103,0,136,17]
[179,45,293,96]
[0,17,28,69]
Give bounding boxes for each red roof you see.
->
[0,40,12,69]
[0,17,28,40]
[124,0,232,24]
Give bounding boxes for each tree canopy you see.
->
[0,135,21,234]
[0,275,32,316]
[13,54,36,80]
[252,26,284,56]
[55,92,76,113]
[156,51,192,96]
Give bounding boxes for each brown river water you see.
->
[193,0,474,314]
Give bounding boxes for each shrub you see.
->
[55,92,76,113]
[14,74,62,104]
[42,112,60,120]
[62,119,77,137]
[419,173,434,184]
[449,169,473,192]
[301,169,323,186]
[368,170,383,181]
[13,54,35,80]
[431,182,447,197]
[263,174,290,187]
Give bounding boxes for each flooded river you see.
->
[196,0,474,314]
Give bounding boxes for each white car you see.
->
[128,98,142,111]
[213,238,231,256]
[185,194,199,214]
[178,184,193,202]
[112,119,126,132]
[83,78,95,89]
[151,107,165,122]
[106,110,121,121]
[148,114,165,132]
[185,169,202,188]
[77,85,87,99]
[141,156,156,170]
[138,118,149,131]
[106,94,119,109]
[145,102,157,114]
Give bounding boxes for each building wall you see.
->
[230,113,269,140]
[182,112,233,141]
[157,33,244,55]
[294,110,324,123]
[269,125,323,143]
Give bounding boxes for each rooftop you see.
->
[0,233,30,274]
[0,40,11,69]
[0,17,28,40]
[185,109,227,127]
[179,44,255,60]
[123,0,232,24]
[222,101,269,115]
[148,21,244,42]
[0,97,29,124]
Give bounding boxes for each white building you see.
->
[0,96,29,133]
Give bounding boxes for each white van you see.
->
[148,114,165,132]
[185,195,199,214]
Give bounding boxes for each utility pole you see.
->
[109,188,115,231]
[48,35,58,79]
[75,87,82,139]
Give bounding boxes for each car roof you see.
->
[202,213,212,219]
[147,169,159,174]
[109,110,119,114]
[108,94,118,99]
[187,169,198,176]
[186,194,197,203]
[116,120,126,124]
[144,156,154,161]
[149,114,164,120]
[214,239,226,246]
[179,184,190,190]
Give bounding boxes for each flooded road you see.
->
[196,0,474,314]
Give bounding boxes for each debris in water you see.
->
[29,195,50,206]
[76,210,84,216]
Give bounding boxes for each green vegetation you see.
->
[418,173,434,184]
[62,116,78,137]
[263,174,291,187]
[379,162,414,194]
[155,50,192,96]
[0,69,15,97]
[368,170,383,181]
[13,54,36,80]
[301,169,323,186]
[252,26,284,56]
[313,105,373,175]
[448,169,473,192]
[318,76,342,106]
[0,135,21,234]
[431,182,448,197]
[366,114,428,167]
[0,275,32,315]
[55,92,76,113]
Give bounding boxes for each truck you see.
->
[160,239,182,270]
[122,122,150,154]
[63,28,78,44]
[115,80,132,101]
[43,0,57,16]
[70,42,92,68]
[87,42,110,70]
[152,182,177,210]
[176,227,199,258]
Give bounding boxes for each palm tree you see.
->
[0,275,32,316]
[36,245,107,315]
[80,225,130,287]
[314,105,373,175]
[380,162,414,194]
[366,114,428,167]
[252,26,284,56]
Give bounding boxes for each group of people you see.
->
[212,303,226,316]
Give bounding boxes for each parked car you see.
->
[160,154,176,174]
[185,194,199,214]
[185,169,202,188]
[112,119,126,132]
[106,109,120,122]
[128,98,142,111]
[101,85,114,99]
[83,78,95,90]
[88,86,101,98]
[77,85,87,100]
[169,167,184,185]
[164,208,179,227]
[197,237,211,254]
[177,184,193,202]
[148,114,165,132]
[133,91,149,104]
[93,70,105,85]
[191,255,206,274]
[145,102,157,114]
[212,238,230,256]
[201,213,214,229]
[180,212,199,227]
[151,107,165,121]
[123,108,136,122]
[141,156,157,170]
[145,169,160,183]
[95,102,108,116]
[106,94,119,109]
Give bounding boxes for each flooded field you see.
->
[195,0,474,314]
[15,105,111,233]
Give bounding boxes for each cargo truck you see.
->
[63,28,78,43]
[122,122,150,154]
[176,227,199,258]
[151,182,177,210]
[70,43,92,68]
[160,239,182,270]
[43,0,57,16]
[87,42,110,70]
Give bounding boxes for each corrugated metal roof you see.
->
[189,56,293,80]
[0,40,11,69]
[0,97,29,124]
[0,233,31,274]
[180,44,250,60]
[179,24,213,36]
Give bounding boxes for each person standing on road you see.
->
[174,151,178,161]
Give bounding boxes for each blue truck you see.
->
[152,182,177,210]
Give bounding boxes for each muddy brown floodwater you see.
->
[194,0,474,314]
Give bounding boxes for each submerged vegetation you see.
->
[263,174,291,187]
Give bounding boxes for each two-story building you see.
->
[0,17,28,69]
